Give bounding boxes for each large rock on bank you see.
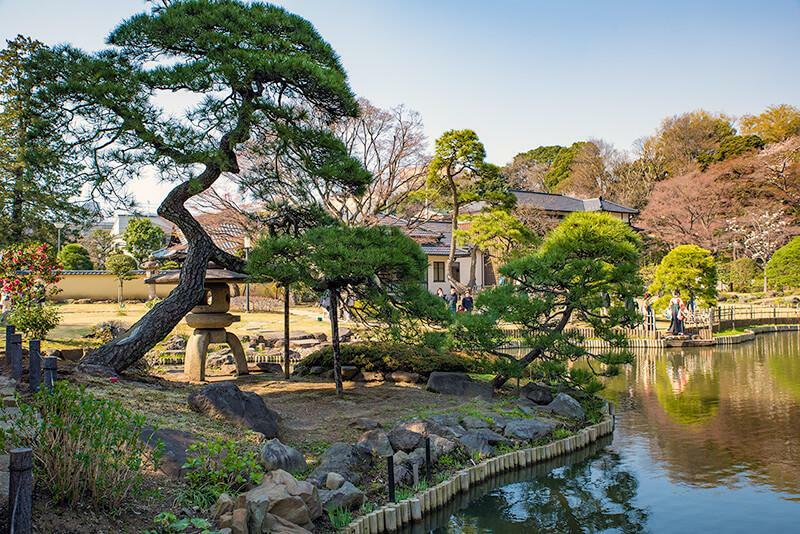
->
[547,393,585,420]
[309,442,374,486]
[188,381,279,438]
[245,469,321,533]
[261,438,307,473]
[426,372,493,400]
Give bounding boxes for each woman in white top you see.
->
[667,290,686,335]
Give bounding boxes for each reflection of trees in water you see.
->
[607,332,800,496]
[449,450,648,534]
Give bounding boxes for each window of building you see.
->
[452,261,461,283]
[433,261,445,282]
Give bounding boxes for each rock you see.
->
[318,481,365,511]
[218,513,232,530]
[461,415,491,429]
[426,372,493,400]
[503,418,558,441]
[491,415,511,430]
[387,371,420,383]
[164,335,187,351]
[308,366,325,375]
[457,428,510,456]
[246,469,321,532]
[212,493,235,519]
[547,393,585,420]
[387,426,424,452]
[314,332,328,342]
[207,352,233,368]
[406,448,427,468]
[353,371,383,382]
[231,508,248,534]
[521,382,554,405]
[399,418,465,440]
[265,513,312,533]
[356,429,393,457]
[310,442,373,486]
[354,417,381,431]
[261,439,307,473]
[188,381,279,438]
[425,414,467,438]
[457,431,494,456]
[429,434,457,460]
[218,529,232,534]
[139,426,197,478]
[340,365,359,379]
[325,472,345,490]
[257,362,284,374]
[269,469,322,522]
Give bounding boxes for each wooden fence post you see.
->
[4,324,14,364]
[43,356,57,392]
[28,340,41,393]
[8,447,33,534]
[9,333,22,383]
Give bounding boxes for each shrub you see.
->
[58,243,93,270]
[180,438,264,509]
[8,302,61,340]
[144,512,215,534]
[327,507,352,531]
[0,382,161,509]
[85,320,127,342]
[299,342,485,376]
[767,237,800,290]
[649,244,717,310]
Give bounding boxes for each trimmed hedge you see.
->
[767,237,800,290]
[298,342,485,376]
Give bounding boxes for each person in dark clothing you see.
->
[461,289,474,313]
[436,287,446,301]
[445,287,458,313]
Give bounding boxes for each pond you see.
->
[418,331,800,533]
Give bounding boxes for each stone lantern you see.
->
[147,264,250,382]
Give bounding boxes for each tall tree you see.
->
[453,213,643,390]
[35,0,369,373]
[0,35,90,247]
[123,218,166,265]
[740,104,800,144]
[427,129,505,291]
[106,254,137,306]
[302,224,445,396]
[648,245,717,310]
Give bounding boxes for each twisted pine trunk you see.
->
[80,167,244,374]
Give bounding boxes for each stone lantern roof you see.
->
[145,262,247,284]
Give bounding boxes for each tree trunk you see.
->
[283,285,291,380]
[329,289,343,396]
[763,267,768,293]
[446,187,466,293]
[490,308,573,389]
[80,166,244,374]
[117,280,123,307]
[467,246,478,289]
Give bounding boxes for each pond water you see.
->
[418,331,800,533]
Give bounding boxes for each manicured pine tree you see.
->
[32,0,369,373]
[453,212,643,392]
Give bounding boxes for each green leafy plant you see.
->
[180,438,264,509]
[144,512,218,534]
[8,302,61,340]
[551,428,573,440]
[0,382,161,509]
[327,506,352,531]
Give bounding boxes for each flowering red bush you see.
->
[0,242,62,304]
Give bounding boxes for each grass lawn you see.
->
[2,301,333,351]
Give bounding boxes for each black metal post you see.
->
[9,333,22,383]
[8,447,33,534]
[425,437,432,484]
[387,455,396,503]
[28,340,41,393]
[43,355,57,392]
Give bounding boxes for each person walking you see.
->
[0,292,10,324]
[461,289,474,313]
[436,287,446,301]
[445,287,458,314]
[642,292,655,330]
[667,290,686,335]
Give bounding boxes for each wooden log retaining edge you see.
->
[345,414,616,533]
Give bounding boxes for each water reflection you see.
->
[416,436,649,534]
[440,332,800,532]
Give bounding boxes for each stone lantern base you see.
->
[185,326,248,382]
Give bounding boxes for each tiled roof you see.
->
[511,190,639,214]
[420,245,470,257]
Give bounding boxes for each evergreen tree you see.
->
[648,245,717,310]
[123,218,165,265]
[454,213,643,391]
[34,0,368,372]
[0,35,91,247]
[58,243,93,270]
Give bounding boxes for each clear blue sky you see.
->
[2,0,799,205]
